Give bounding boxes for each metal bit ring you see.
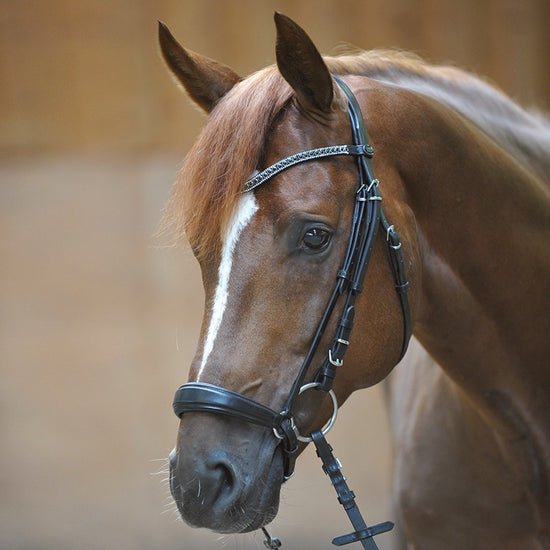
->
[295,382,338,443]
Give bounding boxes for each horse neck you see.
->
[381,87,550,436]
[369,66,550,181]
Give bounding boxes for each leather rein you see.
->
[172,76,411,549]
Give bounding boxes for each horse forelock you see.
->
[164,67,292,260]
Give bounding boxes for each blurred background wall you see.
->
[1,1,548,549]
[2,0,549,155]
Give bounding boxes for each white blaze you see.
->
[196,193,259,381]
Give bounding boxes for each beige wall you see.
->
[2,0,549,154]
[1,2,549,549]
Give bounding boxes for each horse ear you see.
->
[274,13,333,114]
[158,21,242,113]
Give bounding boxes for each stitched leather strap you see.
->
[311,429,394,548]
[173,382,282,428]
[173,382,299,480]
[381,214,411,361]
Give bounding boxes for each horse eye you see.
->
[302,227,331,251]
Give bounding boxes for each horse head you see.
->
[160,13,413,534]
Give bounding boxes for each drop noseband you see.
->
[172,76,411,549]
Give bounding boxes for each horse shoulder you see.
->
[386,339,549,549]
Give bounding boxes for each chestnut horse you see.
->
[159,14,550,549]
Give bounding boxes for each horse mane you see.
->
[327,50,550,177]
[164,50,550,257]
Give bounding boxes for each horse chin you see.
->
[227,447,284,534]
[169,428,284,534]
[216,445,284,534]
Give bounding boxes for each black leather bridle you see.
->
[172,76,411,549]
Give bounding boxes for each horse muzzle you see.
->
[168,414,284,533]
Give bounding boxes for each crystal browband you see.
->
[244,144,374,192]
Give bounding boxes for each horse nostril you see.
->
[170,447,241,519]
[204,452,240,508]
[211,461,236,501]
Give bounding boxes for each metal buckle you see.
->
[272,416,297,441]
[356,183,367,202]
[386,223,402,249]
[328,349,344,367]
[366,178,379,192]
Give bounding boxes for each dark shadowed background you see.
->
[1,1,548,549]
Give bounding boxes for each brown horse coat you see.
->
[160,14,550,549]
